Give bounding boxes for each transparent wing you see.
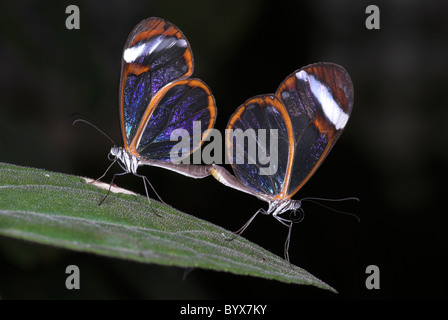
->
[226,95,293,199]
[276,62,354,198]
[119,17,193,148]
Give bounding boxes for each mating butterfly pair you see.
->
[100,17,354,261]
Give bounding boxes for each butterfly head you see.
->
[109,146,140,174]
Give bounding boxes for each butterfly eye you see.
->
[110,146,119,157]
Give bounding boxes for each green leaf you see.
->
[0,162,336,292]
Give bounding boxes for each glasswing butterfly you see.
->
[209,62,354,261]
[79,17,217,208]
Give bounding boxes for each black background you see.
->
[0,0,447,299]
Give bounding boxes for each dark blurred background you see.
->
[1,0,447,299]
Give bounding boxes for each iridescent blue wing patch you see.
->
[136,79,216,161]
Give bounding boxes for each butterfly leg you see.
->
[225,208,268,241]
[284,221,294,263]
[133,172,164,217]
[98,170,129,205]
[92,159,117,184]
[273,208,304,262]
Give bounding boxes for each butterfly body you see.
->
[210,164,300,222]
[268,199,301,218]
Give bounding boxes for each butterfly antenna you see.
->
[301,196,360,222]
[72,114,116,146]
